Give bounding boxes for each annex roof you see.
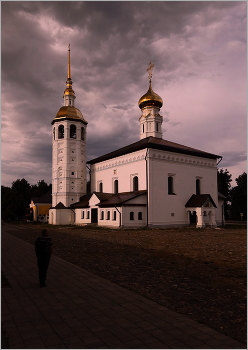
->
[71,191,147,209]
[87,136,221,165]
[185,194,217,208]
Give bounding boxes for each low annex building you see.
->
[49,49,224,228]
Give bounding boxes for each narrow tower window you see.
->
[81,127,85,140]
[168,176,174,195]
[133,176,139,192]
[99,182,103,193]
[58,125,64,139]
[114,179,118,194]
[53,127,55,140]
[196,179,201,195]
[70,124,76,139]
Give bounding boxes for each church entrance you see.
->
[91,208,98,223]
[189,211,197,224]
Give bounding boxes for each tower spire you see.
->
[64,44,75,106]
[68,43,71,80]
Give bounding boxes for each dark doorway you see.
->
[189,211,197,224]
[91,208,98,223]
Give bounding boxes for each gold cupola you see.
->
[52,45,87,125]
[138,81,163,109]
[138,61,163,109]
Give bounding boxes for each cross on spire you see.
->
[146,61,154,83]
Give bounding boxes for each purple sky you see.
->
[1,1,247,187]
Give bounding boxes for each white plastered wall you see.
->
[90,149,147,194]
[147,149,218,227]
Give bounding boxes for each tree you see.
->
[1,178,52,221]
[30,180,52,198]
[217,168,232,219]
[230,172,247,220]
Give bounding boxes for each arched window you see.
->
[70,124,76,139]
[130,212,134,220]
[107,211,110,220]
[196,179,201,195]
[99,182,103,193]
[58,125,64,139]
[114,179,118,194]
[133,176,138,192]
[101,211,104,220]
[138,212,142,220]
[113,211,116,221]
[81,127,85,140]
[168,176,174,195]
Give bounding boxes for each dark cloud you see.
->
[1,1,246,186]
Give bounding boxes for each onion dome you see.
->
[51,106,88,125]
[138,81,163,109]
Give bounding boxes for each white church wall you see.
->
[147,150,218,227]
[90,150,147,193]
[98,208,121,227]
[122,206,147,227]
[49,208,74,225]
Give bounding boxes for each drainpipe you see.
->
[115,207,122,228]
[145,148,149,227]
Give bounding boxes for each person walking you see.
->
[35,229,53,287]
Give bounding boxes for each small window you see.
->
[58,125,64,139]
[101,211,104,220]
[81,127,85,140]
[130,212,134,220]
[99,182,103,193]
[81,211,84,219]
[113,211,116,221]
[196,179,201,195]
[87,211,90,219]
[156,122,159,132]
[71,172,74,175]
[70,124,77,139]
[142,124,144,133]
[53,127,55,140]
[168,176,174,195]
[107,211,110,220]
[114,179,118,194]
[138,212,142,220]
[133,176,138,192]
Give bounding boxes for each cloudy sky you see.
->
[2,1,247,187]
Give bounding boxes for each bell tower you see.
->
[50,45,88,222]
[138,62,163,139]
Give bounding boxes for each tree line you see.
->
[1,179,52,221]
[1,169,247,222]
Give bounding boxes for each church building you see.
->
[49,47,224,228]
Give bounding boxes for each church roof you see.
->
[185,194,217,208]
[87,136,221,165]
[71,191,147,209]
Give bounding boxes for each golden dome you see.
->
[52,106,88,125]
[138,82,163,109]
